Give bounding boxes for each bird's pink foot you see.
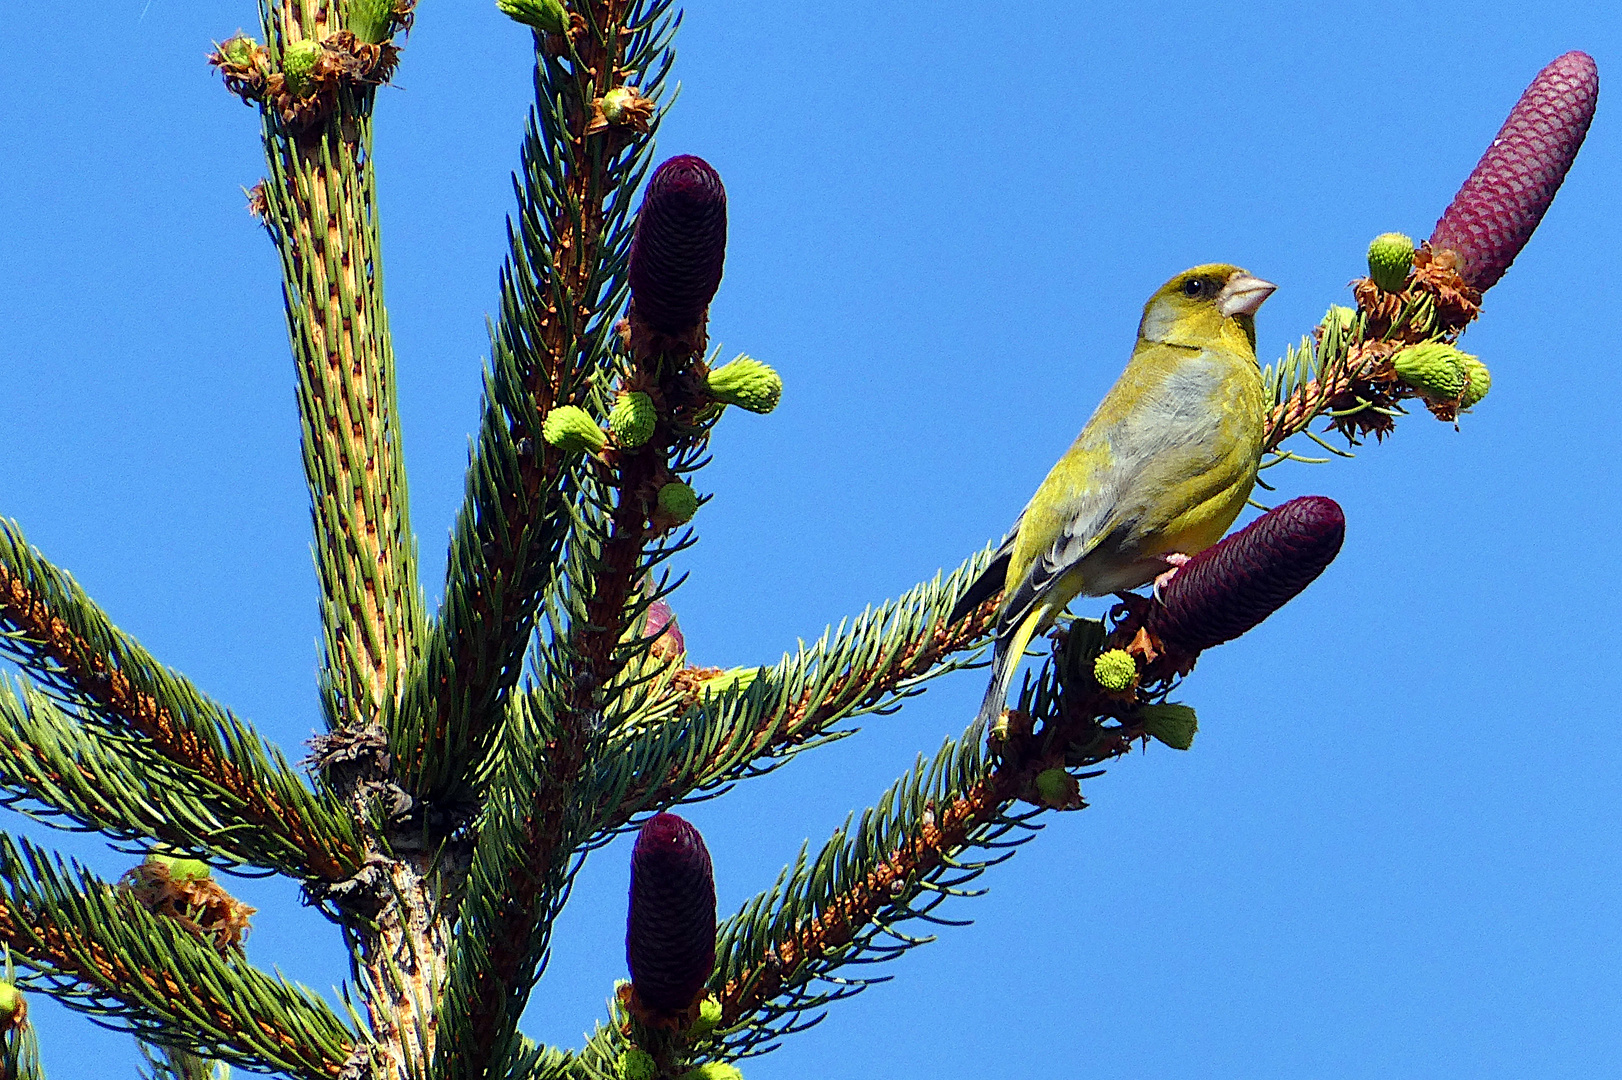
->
[1152,552,1191,601]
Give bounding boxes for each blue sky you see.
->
[1,2,1619,1077]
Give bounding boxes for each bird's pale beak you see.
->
[1216,273,1277,318]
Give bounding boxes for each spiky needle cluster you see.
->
[0,12,1596,1080]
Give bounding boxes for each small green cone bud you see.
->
[542,405,608,454]
[688,995,723,1038]
[1367,232,1415,292]
[602,87,637,124]
[220,34,260,67]
[1033,768,1078,807]
[1091,649,1137,692]
[1138,703,1198,751]
[147,852,212,882]
[657,482,699,523]
[618,1049,658,1080]
[281,39,322,97]
[610,391,656,448]
[1457,354,1492,408]
[706,356,782,414]
[0,982,20,1023]
[496,0,569,34]
[700,667,759,698]
[1391,342,1469,402]
[1322,304,1357,333]
[679,1066,743,1080]
[348,0,397,43]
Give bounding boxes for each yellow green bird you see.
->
[949,264,1276,728]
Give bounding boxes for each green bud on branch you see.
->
[611,391,657,448]
[1138,703,1198,751]
[281,39,323,97]
[1457,354,1492,409]
[146,852,211,882]
[0,982,21,1025]
[657,482,699,523]
[496,0,570,34]
[688,995,724,1038]
[1033,768,1079,808]
[1391,342,1472,403]
[542,406,608,454]
[1091,648,1137,692]
[348,0,399,44]
[706,356,782,414]
[679,1066,743,1080]
[1367,232,1415,292]
[618,1049,658,1080]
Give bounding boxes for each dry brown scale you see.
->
[119,863,257,954]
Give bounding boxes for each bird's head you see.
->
[1138,264,1276,357]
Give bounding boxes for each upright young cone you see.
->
[628,156,728,333]
[627,813,717,1016]
[1150,496,1345,653]
[645,596,685,662]
[1429,51,1598,292]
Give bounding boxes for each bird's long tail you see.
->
[974,606,1047,732]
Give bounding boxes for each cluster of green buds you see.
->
[1391,343,1491,407]
[1366,232,1415,292]
[705,356,782,414]
[496,0,570,34]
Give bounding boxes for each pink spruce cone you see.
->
[1429,50,1598,292]
[627,813,716,1016]
[628,155,728,332]
[1149,496,1345,654]
[645,597,685,661]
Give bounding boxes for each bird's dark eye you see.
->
[1182,278,1205,298]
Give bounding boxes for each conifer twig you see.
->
[0,524,361,882]
[0,837,359,1080]
[389,0,677,808]
[251,4,425,736]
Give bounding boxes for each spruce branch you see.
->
[430,688,590,1080]
[0,677,317,874]
[249,3,425,736]
[588,549,1002,837]
[0,837,359,1079]
[0,522,361,882]
[388,0,678,808]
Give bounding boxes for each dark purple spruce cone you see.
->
[627,812,716,1015]
[1429,50,1598,292]
[628,155,728,332]
[1150,496,1345,654]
